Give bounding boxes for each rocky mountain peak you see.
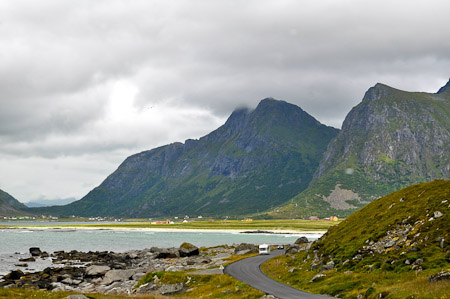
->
[436,78,450,94]
[280,81,450,219]
[221,106,251,133]
[37,98,339,218]
[255,97,297,110]
[362,83,393,101]
[257,97,285,107]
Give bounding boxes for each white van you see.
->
[259,244,270,255]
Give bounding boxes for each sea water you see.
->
[0,227,322,276]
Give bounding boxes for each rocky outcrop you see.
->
[234,243,259,255]
[428,270,450,282]
[285,238,312,254]
[294,237,309,244]
[321,184,361,210]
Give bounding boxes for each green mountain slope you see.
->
[34,98,338,217]
[263,180,450,298]
[0,189,27,210]
[0,189,29,216]
[275,81,450,218]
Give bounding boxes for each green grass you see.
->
[15,219,339,231]
[261,180,450,298]
[262,254,450,298]
[136,271,264,298]
[308,180,450,264]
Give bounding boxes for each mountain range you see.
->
[25,198,77,208]
[25,79,450,218]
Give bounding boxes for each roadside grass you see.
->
[222,252,259,266]
[13,219,339,231]
[261,254,450,298]
[136,271,264,299]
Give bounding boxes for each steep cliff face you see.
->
[277,81,450,218]
[42,98,338,217]
[316,83,450,181]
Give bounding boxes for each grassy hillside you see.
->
[0,189,27,210]
[0,189,32,217]
[262,180,450,298]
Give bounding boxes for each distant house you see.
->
[323,217,331,221]
[151,219,170,224]
[330,216,339,221]
[309,216,319,220]
[209,219,215,222]
[243,218,253,222]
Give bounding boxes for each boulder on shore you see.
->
[19,257,35,262]
[151,247,179,259]
[86,265,110,276]
[29,247,42,256]
[234,243,258,254]
[294,237,309,244]
[3,270,24,280]
[179,242,199,257]
[103,269,137,285]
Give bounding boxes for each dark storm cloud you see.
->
[1,0,450,202]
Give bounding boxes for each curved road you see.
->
[225,250,329,299]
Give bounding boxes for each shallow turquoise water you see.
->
[0,228,322,276]
[0,228,321,253]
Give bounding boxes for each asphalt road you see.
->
[224,249,329,299]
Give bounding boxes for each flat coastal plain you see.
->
[9,219,338,233]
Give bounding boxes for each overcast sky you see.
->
[1,0,450,204]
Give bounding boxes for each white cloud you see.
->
[1,0,449,202]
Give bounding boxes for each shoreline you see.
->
[9,225,327,235]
